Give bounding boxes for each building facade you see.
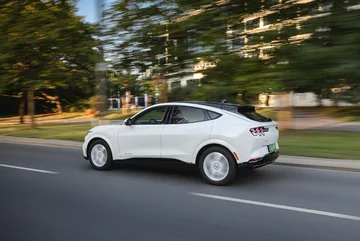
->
[149,0,334,90]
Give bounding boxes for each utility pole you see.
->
[95,0,107,119]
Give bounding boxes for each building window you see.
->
[171,81,181,89]
[246,18,260,31]
[232,37,245,50]
[187,79,198,85]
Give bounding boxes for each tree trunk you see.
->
[241,90,248,104]
[266,94,270,107]
[39,91,63,114]
[19,92,25,124]
[27,88,36,128]
[159,81,168,103]
[55,96,63,114]
[316,93,323,107]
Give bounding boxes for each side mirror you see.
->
[124,118,133,126]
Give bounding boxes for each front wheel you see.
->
[198,146,237,185]
[88,140,113,170]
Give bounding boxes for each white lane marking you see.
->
[189,192,360,222]
[0,164,58,174]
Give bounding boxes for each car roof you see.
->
[154,101,255,112]
[182,101,255,111]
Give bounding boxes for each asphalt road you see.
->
[1,143,360,241]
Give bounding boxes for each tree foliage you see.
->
[0,0,97,123]
[106,0,360,105]
[272,0,360,101]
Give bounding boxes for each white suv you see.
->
[83,102,279,185]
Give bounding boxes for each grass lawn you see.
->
[0,111,141,127]
[256,107,278,121]
[102,110,140,120]
[0,124,91,142]
[0,124,359,160]
[322,106,360,122]
[257,106,360,122]
[279,130,360,160]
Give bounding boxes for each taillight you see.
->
[249,127,268,136]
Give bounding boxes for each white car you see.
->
[83,102,279,185]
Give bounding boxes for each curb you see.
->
[276,155,360,172]
[0,136,82,149]
[1,136,360,172]
[273,163,360,173]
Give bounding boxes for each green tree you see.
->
[109,72,142,96]
[0,0,96,126]
[106,0,360,106]
[104,0,179,73]
[107,0,272,101]
[272,0,360,104]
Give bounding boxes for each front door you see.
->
[118,106,169,159]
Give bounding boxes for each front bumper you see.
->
[239,150,279,168]
[82,141,88,160]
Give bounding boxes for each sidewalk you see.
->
[278,119,360,132]
[1,136,359,172]
[276,155,360,172]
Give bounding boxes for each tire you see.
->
[88,139,113,170]
[198,146,237,186]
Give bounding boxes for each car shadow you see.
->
[111,159,201,182]
[102,159,278,186]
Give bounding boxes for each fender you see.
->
[191,139,239,164]
[85,133,119,160]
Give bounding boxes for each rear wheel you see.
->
[88,140,113,170]
[198,146,237,185]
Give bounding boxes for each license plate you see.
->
[268,143,277,153]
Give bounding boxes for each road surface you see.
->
[1,143,360,241]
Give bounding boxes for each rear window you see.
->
[226,106,271,122]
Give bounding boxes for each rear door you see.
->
[161,106,213,163]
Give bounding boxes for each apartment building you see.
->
[149,0,334,90]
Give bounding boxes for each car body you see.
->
[83,101,279,185]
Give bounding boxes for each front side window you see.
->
[132,106,168,125]
[170,106,206,124]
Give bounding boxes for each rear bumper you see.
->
[239,150,279,168]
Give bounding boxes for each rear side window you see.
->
[228,106,271,122]
[207,111,222,120]
[170,106,206,124]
